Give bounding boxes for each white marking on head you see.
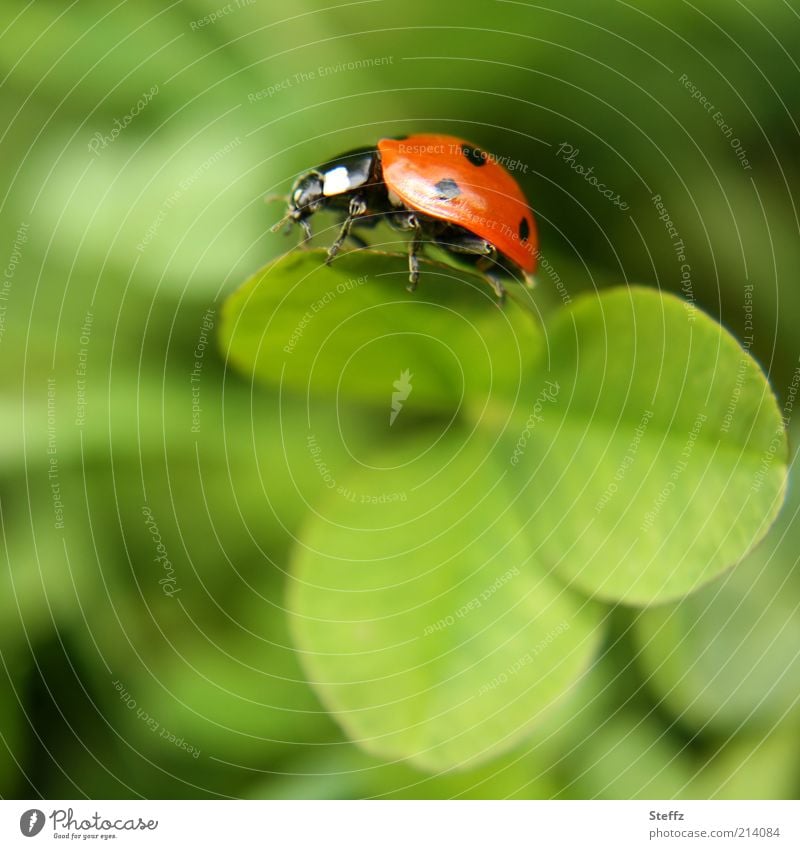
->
[323,166,352,196]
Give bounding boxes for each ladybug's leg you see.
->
[407,226,424,292]
[325,195,367,264]
[436,232,494,258]
[398,214,423,292]
[299,218,313,243]
[435,231,506,302]
[387,211,424,291]
[477,263,507,303]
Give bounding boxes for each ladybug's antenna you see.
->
[266,193,299,235]
[270,212,293,234]
[269,211,313,242]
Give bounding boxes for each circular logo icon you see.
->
[19,809,46,837]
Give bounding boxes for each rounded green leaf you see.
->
[556,711,696,800]
[686,726,800,800]
[502,286,788,605]
[287,432,604,772]
[631,437,800,730]
[220,249,542,412]
[634,556,800,730]
[246,742,562,800]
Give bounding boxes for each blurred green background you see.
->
[1,0,798,799]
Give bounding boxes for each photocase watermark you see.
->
[74,310,93,428]
[595,409,654,513]
[423,567,521,636]
[248,56,394,102]
[477,621,571,696]
[751,426,789,494]
[652,193,696,320]
[190,307,215,434]
[397,139,528,174]
[751,359,799,493]
[19,809,45,837]
[189,0,255,30]
[0,221,29,346]
[137,136,242,251]
[784,365,800,428]
[721,283,754,433]
[555,143,630,210]
[307,433,337,490]
[533,247,571,304]
[283,273,368,353]
[336,487,407,504]
[443,204,537,264]
[114,678,200,759]
[510,380,560,465]
[21,807,158,836]
[307,432,407,502]
[390,368,413,425]
[641,410,707,531]
[141,506,180,596]
[88,85,159,155]
[46,377,65,530]
[742,280,754,346]
[678,73,752,170]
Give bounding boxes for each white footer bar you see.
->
[2,800,797,848]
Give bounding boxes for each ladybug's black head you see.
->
[271,148,378,241]
[270,170,325,240]
[289,171,325,220]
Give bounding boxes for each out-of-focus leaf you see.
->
[687,725,800,800]
[245,742,561,800]
[220,248,542,412]
[632,438,800,730]
[555,709,696,799]
[502,287,787,604]
[288,432,604,772]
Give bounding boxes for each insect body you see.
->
[272,133,538,299]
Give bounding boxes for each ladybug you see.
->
[271,133,538,299]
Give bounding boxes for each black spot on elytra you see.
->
[434,178,461,200]
[519,217,530,243]
[461,145,487,166]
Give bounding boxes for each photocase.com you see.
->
[141,505,180,596]
[87,84,158,155]
[555,143,629,210]
[20,808,45,837]
[18,808,159,835]
[390,368,413,425]
[510,380,560,465]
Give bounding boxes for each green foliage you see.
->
[503,287,787,604]
[288,434,603,771]
[220,249,542,409]
[0,653,27,797]
[687,726,800,800]
[3,0,799,801]
[633,437,800,731]
[221,249,788,770]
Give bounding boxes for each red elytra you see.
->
[378,134,537,273]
